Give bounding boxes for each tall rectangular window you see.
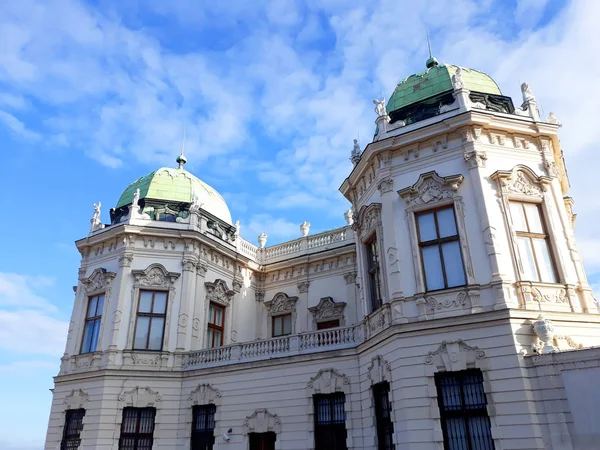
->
[81,294,104,353]
[417,207,466,291]
[314,393,347,450]
[207,303,225,348]
[373,382,395,450]
[366,235,382,312]
[317,319,340,330]
[119,407,156,450]
[435,370,494,450]
[272,313,292,337]
[133,291,167,351]
[191,404,216,450]
[61,409,85,450]
[509,202,557,283]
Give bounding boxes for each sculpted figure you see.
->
[452,67,464,90]
[373,98,387,117]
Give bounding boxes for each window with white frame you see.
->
[133,290,167,351]
[207,303,225,348]
[81,294,104,353]
[416,206,466,291]
[509,201,557,283]
[272,313,292,337]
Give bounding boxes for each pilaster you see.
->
[177,255,198,351]
[191,260,207,350]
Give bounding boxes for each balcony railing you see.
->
[183,324,363,370]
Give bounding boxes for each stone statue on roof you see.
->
[373,98,387,117]
[521,82,535,102]
[452,67,464,90]
[132,188,140,209]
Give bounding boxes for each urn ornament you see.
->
[300,221,310,237]
[532,314,556,353]
[258,232,268,249]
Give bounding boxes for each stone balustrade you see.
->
[183,324,362,370]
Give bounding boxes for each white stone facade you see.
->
[46,75,600,450]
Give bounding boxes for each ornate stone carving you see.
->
[350,139,361,165]
[397,171,463,207]
[133,264,180,288]
[452,67,464,90]
[425,292,468,312]
[118,386,162,407]
[464,150,487,169]
[258,232,268,248]
[232,278,243,293]
[300,221,311,237]
[265,292,298,314]
[297,281,310,294]
[344,208,354,225]
[188,383,221,405]
[243,409,282,434]
[90,201,105,233]
[182,258,197,272]
[492,165,551,198]
[255,289,265,303]
[546,112,561,126]
[521,81,535,102]
[307,368,350,394]
[367,355,391,385]
[119,253,133,267]
[178,313,188,328]
[354,203,382,238]
[82,268,116,294]
[532,315,556,353]
[196,261,208,277]
[205,279,235,306]
[522,285,567,304]
[377,177,394,195]
[425,340,486,372]
[309,297,346,328]
[130,353,160,365]
[343,272,357,285]
[64,388,89,409]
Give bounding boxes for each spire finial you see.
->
[425,28,439,69]
[176,125,187,169]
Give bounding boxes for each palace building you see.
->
[45,57,600,450]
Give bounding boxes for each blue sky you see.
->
[2,0,600,448]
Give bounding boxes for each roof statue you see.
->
[547,112,561,126]
[373,98,387,117]
[521,82,535,102]
[350,139,361,165]
[132,188,140,209]
[234,220,241,236]
[451,67,464,90]
[90,202,105,233]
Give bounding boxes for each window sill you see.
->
[514,281,573,311]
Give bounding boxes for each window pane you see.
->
[517,237,539,281]
[442,241,466,287]
[283,314,292,335]
[148,318,164,350]
[87,296,98,318]
[95,295,104,316]
[213,330,222,347]
[445,418,468,450]
[207,328,213,348]
[90,320,101,352]
[418,212,437,242]
[139,291,153,313]
[437,207,458,238]
[214,306,223,326]
[134,317,150,349]
[422,245,444,291]
[139,409,155,433]
[524,203,544,233]
[509,202,527,232]
[533,238,557,283]
[152,292,167,314]
[273,316,281,336]
[81,321,95,353]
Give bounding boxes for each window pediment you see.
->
[264,292,298,314]
[82,268,116,294]
[309,297,346,327]
[353,203,382,240]
[205,279,235,306]
[397,171,463,208]
[132,263,180,288]
[491,165,551,198]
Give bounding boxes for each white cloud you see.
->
[0,110,40,142]
[0,273,57,312]
[244,214,300,244]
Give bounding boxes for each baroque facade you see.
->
[46,58,600,450]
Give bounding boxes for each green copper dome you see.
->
[386,62,502,114]
[116,167,232,224]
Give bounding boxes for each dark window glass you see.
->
[119,407,156,450]
[366,235,382,312]
[509,202,557,283]
[249,432,276,450]
[81,294,104,353]
[416,207,466,291]
[272,313,292,337]
[317,319,340,330]
[373,382,395,450]
[61,409,85,450]
[207,303,225,348]
[192,404,216,450]
[133,291,167,350]
[314,393,347,450]
[435,370,494,450]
